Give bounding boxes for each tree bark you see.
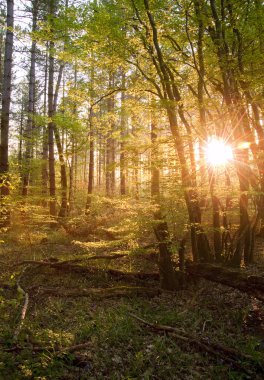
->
[41,43,49,206]
[120,73,126,195]
[86,116,94,209]
[0,0,14,226]
[47,0,56,216]
[53,64,67,217]
[150,107,180,290]
[22,0,38,197]
[86,65,95,210]
[106,75,115,197]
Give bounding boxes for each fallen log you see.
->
[186,262,264,301]
[16,260,160,281]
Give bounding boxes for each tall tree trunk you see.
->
[208,168,222,260]
[0,0,14,226]
[86,120,94,209]
[47,0,56,216]
[120,74,126,195]
[132,120,139,199]
[18,98,24,166]
[106,76,115,197]
[22,0,38,196]
[68,139,75,214]
[53,64,67,217]
[86,65,95,210]
[151,108,179,290]
[0,16,5,103]
[42,43,49,206]
[68,65,78,213]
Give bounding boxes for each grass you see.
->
[0,225,264,379]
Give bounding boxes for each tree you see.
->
[0,0,14,226]
[22,0,39,197]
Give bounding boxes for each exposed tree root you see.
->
[130,313,263,375]
[29,285,160,299]
[186,262,264,301]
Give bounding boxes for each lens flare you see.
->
[205,137,233,166]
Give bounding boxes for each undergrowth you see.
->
[0,198,264,379]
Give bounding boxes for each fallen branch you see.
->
[129,313,262,375]
[60,253,129,264]
[3,341,92,354]
[186,262,264,301]
[16,260,160,281]
[29,285,160,299]
[13,266,30,342]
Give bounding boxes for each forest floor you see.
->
[1,219,264,379]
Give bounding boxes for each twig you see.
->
[202,320,211,332]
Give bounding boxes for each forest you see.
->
[0,0,264,378]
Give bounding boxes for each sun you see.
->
[205,137,233,166]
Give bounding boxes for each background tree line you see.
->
[0,0,264,289]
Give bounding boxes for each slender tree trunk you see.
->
[42,44,49,205]
[98,132,103,188]
[0,22,5,103]
[132,120,139,199]
[106,77,115,197]
[86,120,94,209]
[22,0,38,196]
[151,109,179,290]
[208,168,222,260]
[120,74,126,195]
[0,0,14,226]
[86,65,95,210]
[53,64,67,217]
[68,65,78,213]
[18,99,24,166]
[47,0,56,216]
[68,139,75,214]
